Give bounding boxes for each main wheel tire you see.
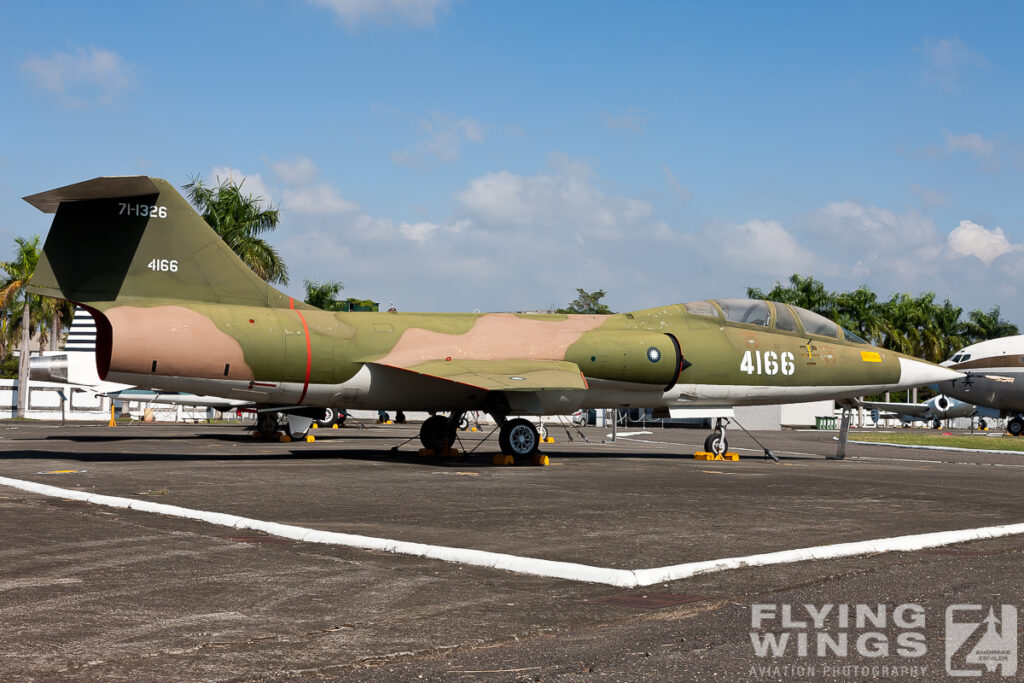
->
[256,412,279,435]
[931,418,941,430]
[1008,417,1024,437]
[321,408,338,427]
[703,431,727,455]
[979,418,988,430]
[499,418,540,457]
[420,415,455,451]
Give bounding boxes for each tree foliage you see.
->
[303,279,345,311]
[183,175,288,285]
[558,288,613,315]
[0,236,41,412]
[748,274,1020,363]
[303,280,379,312]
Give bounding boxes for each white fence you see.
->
[0,379,222,422]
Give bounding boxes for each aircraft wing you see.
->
[371,359,588,392]
[859,400,932,418]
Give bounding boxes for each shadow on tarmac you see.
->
[3,442,816,466]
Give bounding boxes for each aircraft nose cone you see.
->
[898,357,964,388]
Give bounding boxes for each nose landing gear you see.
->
[703,417,729,456]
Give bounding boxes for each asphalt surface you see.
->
[2,420,1023,681]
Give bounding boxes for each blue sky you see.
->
[3,1,1024,322]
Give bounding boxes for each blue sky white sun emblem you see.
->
[647,347,661,363]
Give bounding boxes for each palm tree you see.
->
[963,306,1019,344]
[0,236,41,417]
[39,296,75,351]
[183,175,289,284]
[928,298,967,363]
[304,280,345,311]
[835,285,883,345]
[747,274,836,317]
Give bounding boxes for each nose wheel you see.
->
[702,417,730,456]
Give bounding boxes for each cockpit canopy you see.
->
[682,298,868,344]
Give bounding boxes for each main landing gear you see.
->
[419,414,459,452]
[498,418,541,457]
[1008,416,1024,437]
[417,412,542,457]
[256,411,280,436]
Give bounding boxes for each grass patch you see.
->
[138,487,169,496]
[853,431,1024,452]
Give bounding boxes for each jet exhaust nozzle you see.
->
[29,354,69,383]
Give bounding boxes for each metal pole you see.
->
[829,406,852,460]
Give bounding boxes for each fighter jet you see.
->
[30,306,251,414]
[23,176,961,457]
[940,336,1024,435]
[860,394,995,429]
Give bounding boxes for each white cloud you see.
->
[716,219,820,275]
[270,156,319,185]
[20,46,135,106]
[308,0,449,28]
[352,214,398,242]
[209,166,275,207]
[454,154,653,240]
[918,37,985,91]
[393,114,485,165]
[813,200,936,248]
[282,184,359,214]
[786,200,946,284]
[948,220,1020,264]
[399,219,467,242]
[943,129,995,158]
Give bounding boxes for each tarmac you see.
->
[2,419,1023,681]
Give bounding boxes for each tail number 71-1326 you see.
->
[740,350,795,376]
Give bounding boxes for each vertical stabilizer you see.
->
[24,176,295,310]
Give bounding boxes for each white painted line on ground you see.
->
[4,475,1024,588]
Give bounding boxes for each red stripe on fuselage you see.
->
[289,298,312,404]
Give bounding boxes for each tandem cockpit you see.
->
[680,298,870,345]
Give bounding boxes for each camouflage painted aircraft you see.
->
[24,176,962,457]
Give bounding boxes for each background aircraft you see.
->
[860,394,996,429]
[24,176,961,457]
[941,335,1024,435]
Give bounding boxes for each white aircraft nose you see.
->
[898,357,964,388]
